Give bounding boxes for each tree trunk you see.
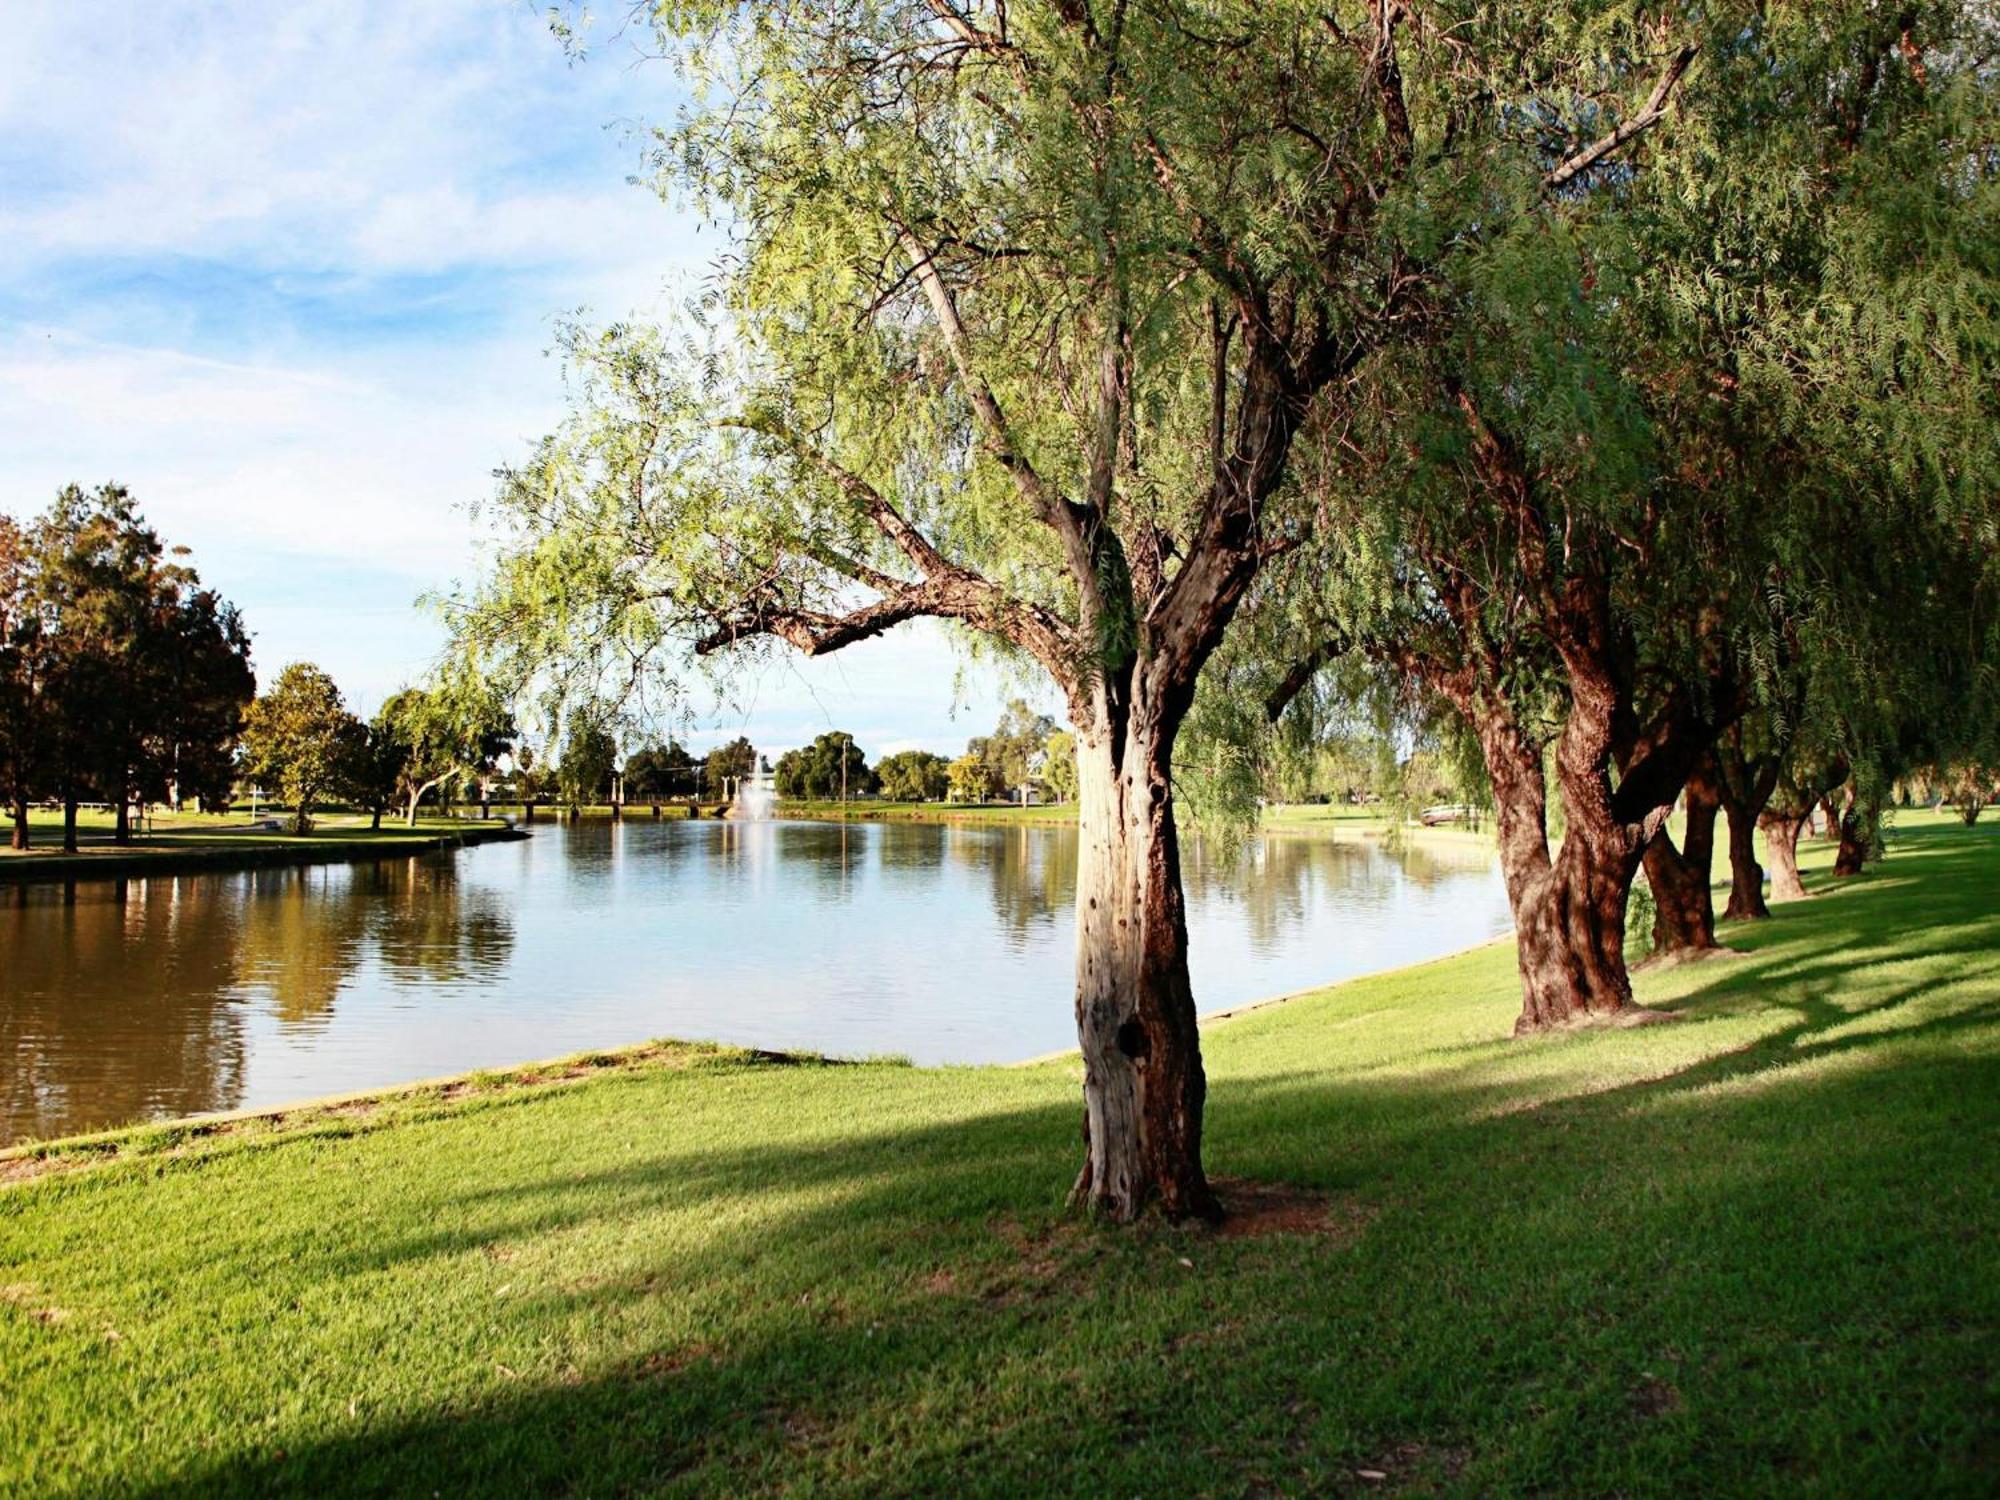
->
[1722,799,1769,920]
[10,790,28,851]
[1760,812,1810,900]
[1832,791,1872,878]
[1961,799,1984,827]
[1468,694,1638,1032]
[62,791,79,854]
[1068,702,1217,1224]
[406,789,421,827]
[1513,819,1642,1030]
[370,807,383,831]
[1643,767,1720,957]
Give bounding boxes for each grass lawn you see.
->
[1,814,1993,1495]
[776,797,1079,826]
[2,811,519,884]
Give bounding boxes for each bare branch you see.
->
[1543,44,1697,192]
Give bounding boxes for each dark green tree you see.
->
[876,749,950,802]
[773,732,872,800]
[702,735,757,797]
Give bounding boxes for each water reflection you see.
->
[2,876,249,1141]
[4,856,514,1140]
[3,821,1507,1143]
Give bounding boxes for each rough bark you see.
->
[1644,761,1721,956]
[1832,789,1873,878]
[1760,811,1810,901]
[1068,688,1218,1225]
[1722,800,1768,919]
[1465,691,1639,1031]
[1713,739,1779,921]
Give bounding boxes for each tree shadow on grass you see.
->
[122,1036,1999,1499]
[42,821,2000,1496]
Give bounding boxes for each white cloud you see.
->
[0,1,1044,743]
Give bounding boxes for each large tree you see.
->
[774,732,874,801]
[241,664,360,834]
[875,749,950,803]
[1259,2,1998,1026]
[375,684,514,825]
[452,3,1991,1216]
[4,486,254,849]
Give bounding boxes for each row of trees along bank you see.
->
[443,6,2000,1222]
[239,665,515,834]
[0,486,254,852]
[0,485,522,848]
[773,701,1083,804]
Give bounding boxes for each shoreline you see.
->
[1,925,1518,1164]
[0,821,526,887]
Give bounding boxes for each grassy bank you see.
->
[2,814,1994,1495]
[0,814,523,884]
[776,797,1078,826]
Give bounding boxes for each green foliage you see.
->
[1040,730,1077,804]
[240,664,359,833]
[966,700,1057,795]
[874,749,949,803]
[557,717,619,807]
[773,732,871,800]
[623,740,698,800]
[0,486,254,841]
[947,752,999,804]
[703,735,757,793]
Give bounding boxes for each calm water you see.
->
[1,820,1510,1143]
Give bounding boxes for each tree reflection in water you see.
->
[2,876,250,1141]
[2,856,515,1142]
[3,823,1505,1144]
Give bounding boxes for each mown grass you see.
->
[0,814,1993,1496]
[776,797,1079,825]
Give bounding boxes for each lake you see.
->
[0,818,1512,1143]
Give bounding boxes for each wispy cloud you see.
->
[0,1,1046,739]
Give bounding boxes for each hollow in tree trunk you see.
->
[1069,703,1217,1224]
[1643,764,1720,957]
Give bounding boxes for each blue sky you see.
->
[0,1,1043,760]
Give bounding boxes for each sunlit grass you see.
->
[1,812,1992,1495]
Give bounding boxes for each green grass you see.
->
[1,812,518,884]
[776,797,1079,825]
[1,814,1994,1496]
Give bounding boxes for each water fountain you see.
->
[727,768,777,820]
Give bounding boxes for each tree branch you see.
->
[1543,43,1697,192]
